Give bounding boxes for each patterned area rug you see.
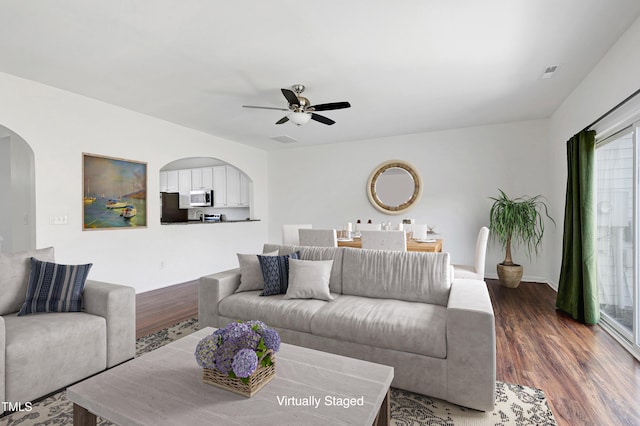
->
[2,318,556,425]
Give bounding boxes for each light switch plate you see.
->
[49,215,68,225]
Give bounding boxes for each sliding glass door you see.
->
[596,124,639,357]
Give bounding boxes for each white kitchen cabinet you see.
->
[161,165,249,210]
[226,167,241,206]
[178,169,192,209]
[240,173,250,206]
[213,166,227,207]
[159,171,168,192]
[203,167,213,189]
[212,166,249,207]
[191,167,213,190]
[163,170,179,193]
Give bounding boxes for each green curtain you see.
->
[556,130,599,324]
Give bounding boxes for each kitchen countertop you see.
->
[161,219,260,225]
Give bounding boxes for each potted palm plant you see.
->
[489,189,554,288]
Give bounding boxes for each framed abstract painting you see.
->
[83,153,147,230]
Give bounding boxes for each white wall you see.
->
[0,72,269,293]
[548,15,640,290]
[268,119,553,282]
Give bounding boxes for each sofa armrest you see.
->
[446,279,496,411]
[198,268,241,329]
[83,280,136,368]
[0,315,5,402]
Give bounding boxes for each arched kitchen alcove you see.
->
[159,157,253,224]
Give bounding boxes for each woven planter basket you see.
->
[203,354,275,397]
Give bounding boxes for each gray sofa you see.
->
[0,247,136,406]
[199,244,496,411]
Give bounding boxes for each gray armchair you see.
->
[0,248,135,406]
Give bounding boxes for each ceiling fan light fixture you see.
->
[244,84,351,127]
[288,111,312,125]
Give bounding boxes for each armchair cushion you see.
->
[3,312,107,403]
[0,247,54,316]
[18,258,92,316]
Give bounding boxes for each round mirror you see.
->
[367,160,422,214]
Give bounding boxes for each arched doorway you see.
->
[0,125,35,252]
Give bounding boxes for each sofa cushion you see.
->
[18,258,92,316]
[285,259,334,301]
[235,250,278,293]
[219,290,338,333]
[0,247,55,316]
[3,312,107,402]
[258,252,300,296]
[342,248,451,306]
[310,295,447,359]
[263,244,344,294]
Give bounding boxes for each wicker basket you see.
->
[203,356,276,397]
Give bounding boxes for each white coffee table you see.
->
[67,327,394,426]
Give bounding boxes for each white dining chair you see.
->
[360,230,407,251]
[411,224,429,240]
[298,228,338,247]
[453,226,490,280]
[282,224,312,245]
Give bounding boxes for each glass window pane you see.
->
[596,131,634,335]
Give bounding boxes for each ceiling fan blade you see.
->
[311,113,335,125]
[310,102,351,111]
[276,116,289,125]
[243,105,289,111]
[281,89,299,106]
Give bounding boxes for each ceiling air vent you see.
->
[541,65,558,79]
[270,135,299,144]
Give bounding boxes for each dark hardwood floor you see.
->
[488,280,640,426]
[136,278,640,426]
[135,280,198,339]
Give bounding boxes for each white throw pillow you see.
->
[285,259,334,301]
[236,250,278,292]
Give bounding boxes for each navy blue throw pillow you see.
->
[18,257,92,316]
[258,252,300,296]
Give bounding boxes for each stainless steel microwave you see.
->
[189,190,213,207]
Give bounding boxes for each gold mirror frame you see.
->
[367,160,423,215]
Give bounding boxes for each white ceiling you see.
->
[1,1,639,150]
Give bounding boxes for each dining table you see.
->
[337,237,443,253]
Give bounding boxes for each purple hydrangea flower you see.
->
[194,334,220,369]
[194,321,281,376]
[262,327,281,352]
[246,320,267,333]
[221,322,261,351]
[232,348,259,378]
[217,340,242,374]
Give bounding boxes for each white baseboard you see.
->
[483,273,559,293]
[484,272,548,284]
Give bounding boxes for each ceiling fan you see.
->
[242,84,351,126]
